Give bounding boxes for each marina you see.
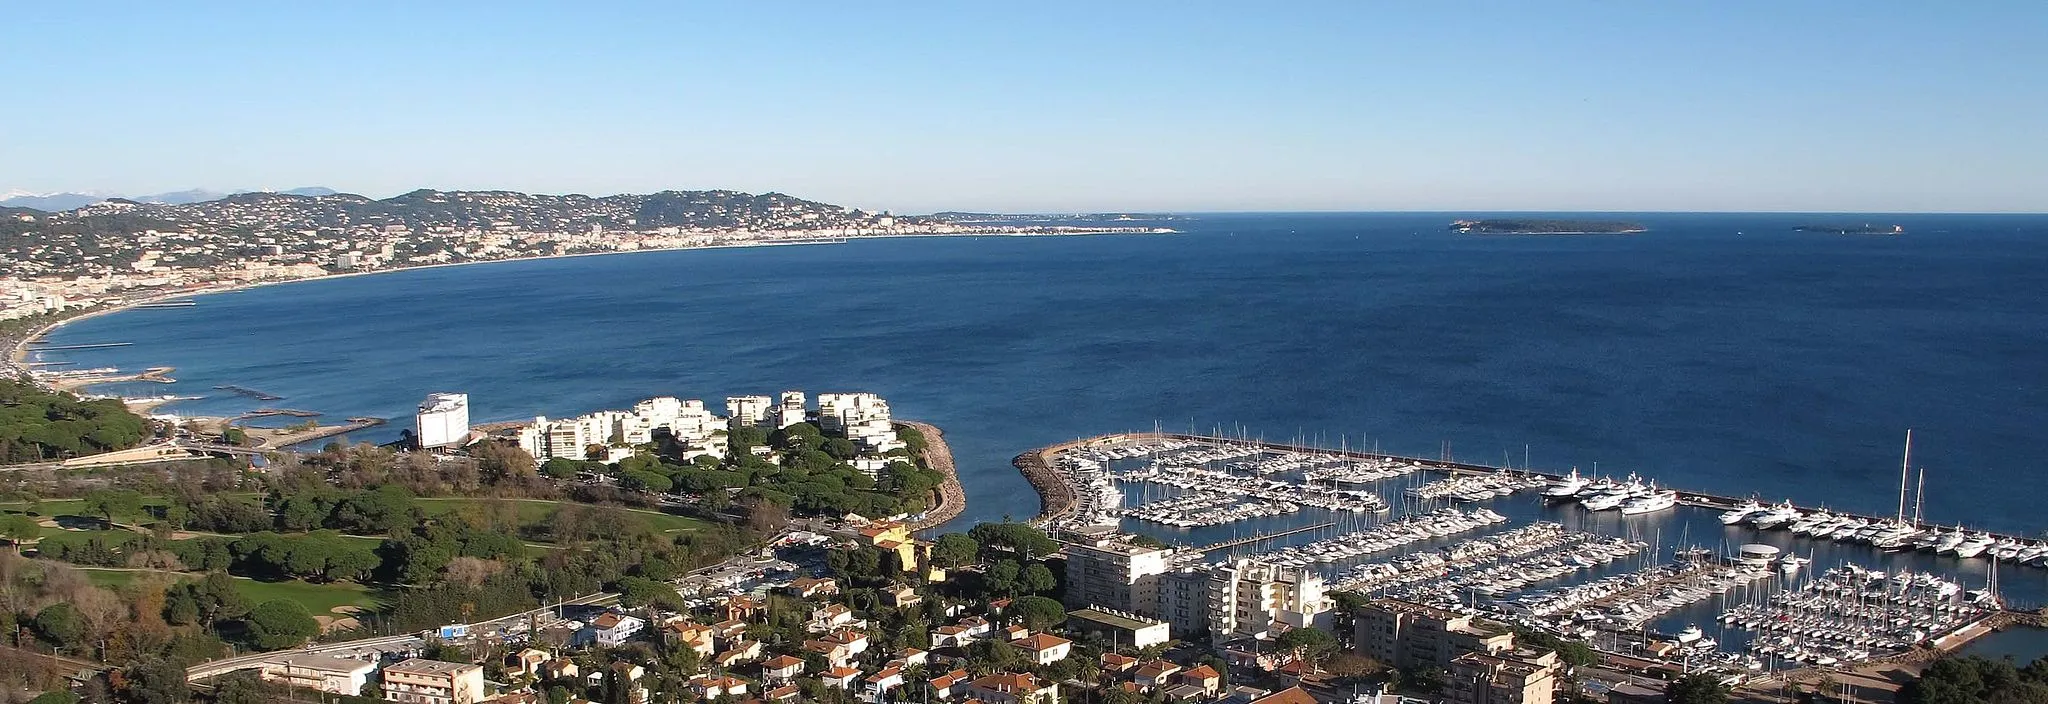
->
[1031,431,2038,679]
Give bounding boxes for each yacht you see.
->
[1582,490,1632,511]
[1746,501,1801,529]
[1933,527,1968,554]
[1789,510,1835,535]
[1619,490,1678,515]
[1543,469,1589,499]
[1720,499,1765,525]
[1953,533,1995,559]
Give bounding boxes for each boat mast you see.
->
[1912,466,1926,526]
[1895,429,1913,524]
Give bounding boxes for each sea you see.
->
[34,212,2048,634]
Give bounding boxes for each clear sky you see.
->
[2,2,2043,213]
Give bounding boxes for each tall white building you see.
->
[818,392,903,452]
[1207,558,1333,644]
[775,391,808,429]
[1061,536,1173,616]
[726,396,773,428]
[415,393,470,449]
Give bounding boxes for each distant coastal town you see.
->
[0,187,1171,330]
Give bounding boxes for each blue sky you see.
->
[2,2,2043,213]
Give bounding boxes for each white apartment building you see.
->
[1061,536,1173,616]
[415,393,470,449]
[775,391,807,429]
[261,654,378,696]
[1207,558,1334,644]
[818,392,904,453]
[381,659,485,704]
[726,396,773,428]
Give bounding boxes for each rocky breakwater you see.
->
[1011,432,1169,525]
[900,420,966,531]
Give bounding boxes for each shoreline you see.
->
[899,420,966,532]
[7,228,1175,385]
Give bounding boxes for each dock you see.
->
[1199,521,1339,553]
[213,385,285,401]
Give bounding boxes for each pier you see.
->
[132,300,196,309]
[213,385,285,401]
[1198,521,1338,553]
[27,341,134,351]
[46,366,176,391]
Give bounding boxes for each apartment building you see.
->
[261,654,378,695]
[1207,558,1333,643]
[381,659,485,704]
[1355,599,1517,670]
[1060,536,1172,616]
[1448,649,1561,704]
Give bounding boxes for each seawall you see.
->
[899,420,965,531]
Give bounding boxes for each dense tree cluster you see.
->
[0,379,151,462]
[1899,655,2048,704]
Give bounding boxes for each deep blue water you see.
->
[35,213,2048,536]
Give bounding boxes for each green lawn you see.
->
[82,569,384,614]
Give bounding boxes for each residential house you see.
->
[931,669,972,700]
[897,648,929,668]
[506,649,551,679]
[667,622,716,658]
[688,675,748,700]
[539,660,579,681]
[1018,634,1073,666]
[784,577,840,599]
[586,613,647,648]
[1101,653,1139,675]
[885,584,922,607]
[967,673,1059,704]
[713,642,762,670]
[809,604,858,632]
[1134,661,1183,691]
[822,667,862,690]
[803,639,855,669]
[762,684,802,703]
[760,654,806,682]
[866,667,906,699]
[1175,665,1224,700]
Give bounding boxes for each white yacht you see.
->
[1619,490,1678,515]
[1953,533,1995,559]
[1746,501,1801,529]
[1720,499,1765,525]
[1543,468,1590,499]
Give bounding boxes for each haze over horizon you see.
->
[3,2,2044,214]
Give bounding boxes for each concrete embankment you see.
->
[900,420,965,531]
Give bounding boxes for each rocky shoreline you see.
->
[1011,435,1123,524]
[899,420,966,531]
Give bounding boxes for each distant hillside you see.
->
[0,186,340,210]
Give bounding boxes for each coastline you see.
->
[7,227,1175,384]
[898,420,965,531]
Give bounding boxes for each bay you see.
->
[37,212,2048,537]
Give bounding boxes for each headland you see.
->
[1451,218,1648,234]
